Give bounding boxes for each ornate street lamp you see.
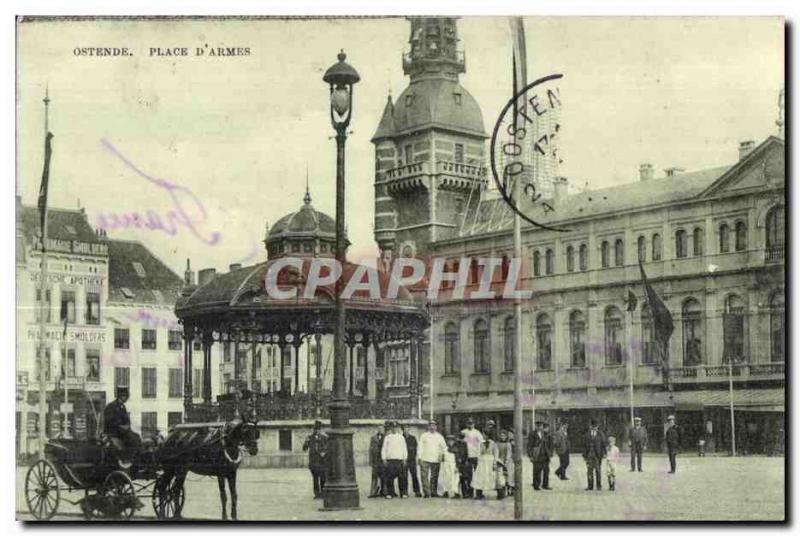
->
[321,49,360,510]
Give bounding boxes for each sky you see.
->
[16,16,784,276]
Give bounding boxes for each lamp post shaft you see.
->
[323,129,360,509]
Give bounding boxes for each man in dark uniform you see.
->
[103,387,141,460]
[665,415,681,473]
[527,421,553,490]
[629,416,648,472]
[402,425,422,497]
[553,421,571,480]
[583,420,606,491]
[302,420,329,499]
[368,424,386,498]
[454,431,471,498]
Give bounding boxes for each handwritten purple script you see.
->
[95,139,222,246]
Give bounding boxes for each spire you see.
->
[303,166,312,205]
[371,92,396,142]
[776,88,785,139]
[43,84,50,134]
[403,17,465,82]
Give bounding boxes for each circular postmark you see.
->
[490,73,568,232]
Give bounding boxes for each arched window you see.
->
[693,227,704,256]
[765,206,784,257]
[569,310,586,368]
[601,241,610,268]
[614,239,625,267]
[545,248,554,275]
[652,233,662,261]
[503,316,515,372]
[444,322,460,375]
[719,223,730,253]
[566,245,575,273]
[723,294,745,363]
[675,230,688,258]
[735,221,748,252]
[536,314,552,370]
[470,258,479,285]
[682,298,703,366]
[604,306,624,366]
[473,319,490,373]
[641,305,655,364]
[637,236,646,263]
[770,291,784,362]
[532,250,541,277]
[579,244,588,271]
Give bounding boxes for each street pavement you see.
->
[17,454,784,521]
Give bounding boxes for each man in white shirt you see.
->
[418,420,447,498]
[381,421,409,498]
[460,418,484,498]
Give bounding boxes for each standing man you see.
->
[629,416,648,472]
[103,387,141,463]
[402,424,422,497]
[665,415,681,474]
[553,421,571,480]
[301,420,328,499]
[454,431,471,498]
[461,418,484,493]
[583,419,607,491]
[381,421,409,498]
[418,420,447,498]
[527,421,552,490]
[484,419,497,441]
[368,424,386,498]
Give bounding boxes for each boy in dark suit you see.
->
[665,415,681,473]
[583,420,606,491]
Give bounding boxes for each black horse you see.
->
[158,418,260,520]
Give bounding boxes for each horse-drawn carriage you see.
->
[25,417,259,521]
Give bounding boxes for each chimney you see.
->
[229,263,242,272]
[739,139,755,161]
[664,167,685,177]
[197,268,216,286]
[184,258,195,286]
[639,163,654,181]
[553,176,569,205]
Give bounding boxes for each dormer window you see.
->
[453,92,462,105]
[132,261,146,278]
[405,94,415,107]
[65,225,77,235]
[120,287,135,299]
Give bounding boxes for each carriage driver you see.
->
[103,386,142,460]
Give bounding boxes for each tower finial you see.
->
[776,87,785,139]
[43,83,50,134]
[303,166,311,205]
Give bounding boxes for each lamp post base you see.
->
[322,401,360,510]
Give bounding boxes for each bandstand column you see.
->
[314,332,322,396]
[202,331,213,404]
[233,340,240,389]
[251,339,258,392]
[278,338,287,397]
[293,338,303,395]
[409,334,419,419]
[347,335,356,397]
[362,334,371,398]
[183,326,194,410]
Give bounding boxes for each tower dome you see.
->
[265,187,345,259]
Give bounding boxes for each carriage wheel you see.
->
[152,474,184,520]
[25,460,60,520]
[101,471,138,519]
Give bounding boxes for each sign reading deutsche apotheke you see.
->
[29,272,105,287]
[26,326,107,343]
[31,237,109,257]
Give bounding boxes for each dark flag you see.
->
[638,261,674,394]
[37,132,54,250]
[625,289,638,312]
[722,313,741,364]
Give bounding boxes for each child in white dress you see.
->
[472,438,499,499]
[437,435,461,498]
[606,435,620,491]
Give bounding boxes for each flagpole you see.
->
[628,309,635,428]
[37,87,51,458]
[728,357,736,457]
[62,322,69,438]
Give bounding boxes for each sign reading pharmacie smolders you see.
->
[26,326,107,344]
[31,236,109,257]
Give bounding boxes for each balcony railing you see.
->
[670,363,784,382]
[437,160,487,178]
[765,244,785,262]
[385,161,429,181]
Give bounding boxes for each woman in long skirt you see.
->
[496,429,515,498]
[437,435,461,498]
[472,438,498,499]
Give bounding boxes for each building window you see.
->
[404,144,413,165]
[604,306,624,366]
[693,227,704,256]
[455,198,464,216]
[770,291,784,362]
[601,241,610,268]
[473,319,490,373]
[637,236,646,263]
[641,305,655,365]
[500,256,510,282]
[65,348,76,377]
[85,292,101,325]
[193,369,205,398]
[34,289,51,322]
[303,242,313,253]
[566,245,575,273]
[86,350,100,381]
[536,314,552,370]
[114,328,130,349]
[388,347,410,387]
[168,368,183,398]
[38,348,51,381]
[723,295,745,363]
[223,342,231,362]
[278,429,293,451]
[579,244,588,271]
[682,298,703,366]
[719,223,730,253]
[60,290,76,324]
[469,258,479,285]
[291,242,300,253]
[735,221,748,252]
[168,330,182,351]
[532,250,541,277]
[443,322,460,375]
[167,412,183,431]
[614,239,624,267]
[675,230,688,258]
[569,311,587,368]
[141,412,158,437]
[142,328,157,350]
[142,367,157,398]
[652,234,662,261]
[114,367,130,389]
[454,143,464,163]
[503,316,515,372]
[545,248,554,275]
[765,206,784,253]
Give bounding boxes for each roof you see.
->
[267,192,337,241]
[376,78,486,140]
[18,204,107,250]
[372,95,396,142]
[107,239,183,304]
